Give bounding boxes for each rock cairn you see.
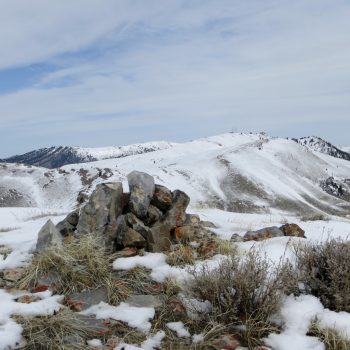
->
[37,171,210,253]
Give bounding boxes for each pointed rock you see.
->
[127,171,155,219]
[36,219,63,252]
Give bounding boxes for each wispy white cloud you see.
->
[0,0,350,155]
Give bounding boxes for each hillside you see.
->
[1,133,350,217]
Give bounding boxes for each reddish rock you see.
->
[212,334,240,350]
[152,184,173,211]
[32,284,49,293]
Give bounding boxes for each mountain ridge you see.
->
[2,141,175,169]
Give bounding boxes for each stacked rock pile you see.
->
[37,171,211,253]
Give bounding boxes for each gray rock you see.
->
[56,221,75,237]
[126,294,166,309]
[184,214,201,226]
[66,210,79,226]
[122,227,147,248]
[66,287,108,311]
[230,233,244,242]
[125,213,153,241]
[146,204,162,225]
[36,220,63,252]
[76,182,123,248]
[151,184,173,211]
[128,171,155,219]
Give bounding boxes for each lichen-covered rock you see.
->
[127,171,155,219]
[280,223,305,238]
[174,225,198,242]
[149,190,190,252]
[76,182,123,248]
[151,184,173,211]
[36,219,63,252]
[146,204,162,225]
[121,227,147,248]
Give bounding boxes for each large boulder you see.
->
[128,171,155,219]
[36,220,63,252]
[76,182,123,249]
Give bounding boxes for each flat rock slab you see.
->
[66,287,108,311]
[125,294,166,309]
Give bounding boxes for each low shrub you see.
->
[185,251,294,347]
[296,239,350,312]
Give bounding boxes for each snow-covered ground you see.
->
[1,133,350,349]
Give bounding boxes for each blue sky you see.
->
[0,0,350,157]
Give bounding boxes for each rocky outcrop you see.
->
[36,171,208,253]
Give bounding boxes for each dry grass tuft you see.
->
[106,277,131,305]
[16,309,94,350]
[19,234,111,294]
[166,245,195,267]
[309,322,350,350]
[296,239,350,312]
[114,267,163,295]
[212,236,237,256]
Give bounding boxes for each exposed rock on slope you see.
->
[296,136,350,161]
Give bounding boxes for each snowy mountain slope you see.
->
[3,141,175,169]
[1,133,350,216]
[297,136,350,161]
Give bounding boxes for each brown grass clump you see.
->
[309,322,350,350]
[19,234,111,294]
[296,239,350,312]
[16,309,95,350]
